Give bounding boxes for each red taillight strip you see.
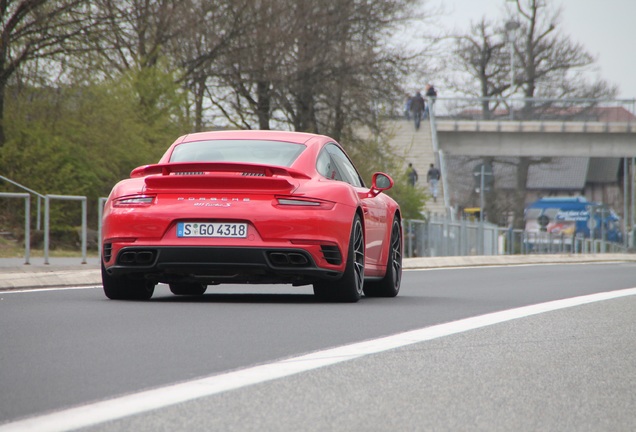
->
[113,195,155,207]
[275,197,335,210]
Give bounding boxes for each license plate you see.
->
[177,222,248,238]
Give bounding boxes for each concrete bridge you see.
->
[436,120,636,157]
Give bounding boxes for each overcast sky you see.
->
[432,0,636,100]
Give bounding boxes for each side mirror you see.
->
[368,172,394,197]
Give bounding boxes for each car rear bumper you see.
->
[104,246,343,285]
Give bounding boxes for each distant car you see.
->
[101,130,402,302]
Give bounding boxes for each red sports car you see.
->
[101,130,402,302]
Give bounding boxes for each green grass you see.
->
[0,236,98,258]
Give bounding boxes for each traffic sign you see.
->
[473,163,493,192]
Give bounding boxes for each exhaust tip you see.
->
[117,249,157,266]
[288,253,309,265]
[269,252,290,266]
[268,251,310,267]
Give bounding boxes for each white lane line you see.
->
[2,287,636,432]
[406,261,628,271]
[0,286,100,294]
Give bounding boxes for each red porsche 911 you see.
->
[101,130,402,302]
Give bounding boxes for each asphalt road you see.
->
[1,262,636,431]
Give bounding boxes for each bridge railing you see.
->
[428,97,636,124]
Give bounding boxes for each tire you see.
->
[169,283,207,296]
[101,262,155,300]
[364,216,402,297]
[313,214,364,302]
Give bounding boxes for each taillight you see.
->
[275,197,335,210]
[113,195,156,207]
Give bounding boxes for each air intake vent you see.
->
[174,171,204,175]
[103,243,113,262]
[320,245,342,265]
[242,172,265,177]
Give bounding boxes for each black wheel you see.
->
[364,216,402,297]
[169,283,207,296]
[101,262,155,300]
[313,214,364,302]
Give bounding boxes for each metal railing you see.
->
[0,175,45,230]
[405,215,500,257]
[0,192,31,264]
[2,176,96,264]
[500,229,626,255]
[429,97,636,124]
[404,216,626,258]
[44,195,88,264]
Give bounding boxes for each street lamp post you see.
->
[505,20,520,119]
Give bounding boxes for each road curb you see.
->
[403,253,636,269]
[0,268,101,291]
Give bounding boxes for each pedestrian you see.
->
[409,91,425,130]
[404,94,412,120]
[423,83,437,119]
[406,163,418,187]
[427,163,441,202]
[425,83,437,99]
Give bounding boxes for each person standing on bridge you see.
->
[427,163,441,202]
[423,83,437,119]
[409,91,425,130]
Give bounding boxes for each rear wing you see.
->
[131,162,311,179]
[131,162,310,193]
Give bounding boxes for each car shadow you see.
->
[152,292,320,304]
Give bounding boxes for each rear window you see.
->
[170,140,306,167]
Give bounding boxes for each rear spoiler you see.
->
[132,162,309,193]
[130,162,311,180]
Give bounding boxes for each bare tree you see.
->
[84,0,184,73]
[509,0,617,102]
[448,19,510,118]
[166,0,250,131]
[217,0,290,131]
[0,0,101,146]
[196,0,419,137]
[448,0,617,104]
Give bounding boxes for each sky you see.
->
[431,0,636,99]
